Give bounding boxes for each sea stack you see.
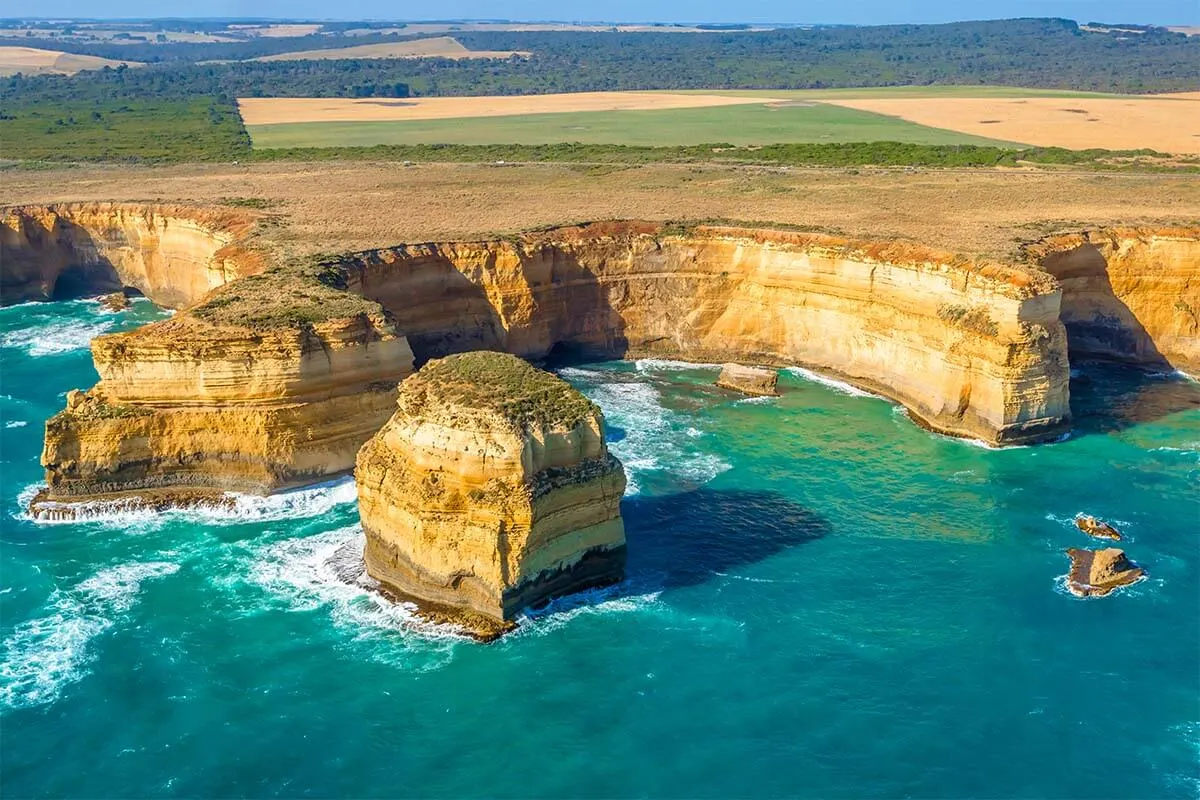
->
[355,351,627,640]
[1065,548,1146,597]
[716,363,780,397]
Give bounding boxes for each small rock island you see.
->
[355,351,627,640]
[1075,515,1122,541]
[1065,548,1146,598]
[716,363,780,397]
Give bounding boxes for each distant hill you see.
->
[0,46,141,76]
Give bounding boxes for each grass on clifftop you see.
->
[190,268,377,329]
[407,352,598,432]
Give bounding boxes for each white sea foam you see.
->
[579,379,730,495]
[633,358,721,373]
[241,524,668,649]
[0,561,179,710]
[784,366,882,399]
[18,476,358,527]
[4,420,27,429]
[1045,512,1134,538]
[242,525,465,666]
[1053,568,1148,600]
[0,317,117,356]
[510,583,666,638]
[554,365,605,381]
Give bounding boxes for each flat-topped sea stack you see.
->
[716,364,780,397]
[356,352,627,640]
[32,270,413,517]
[1065,548,1146,598]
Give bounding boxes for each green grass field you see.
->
[246,102,1025,149]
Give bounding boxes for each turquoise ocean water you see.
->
[1,298,1197,798]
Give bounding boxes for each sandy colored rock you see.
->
[1027,227,1200,374]
[1075,515,1122,541]
[716,364,780,397]
[1,203,264,307]
[356,352,627,639]
[1065,548,1146,597]
[16,206,1196,511]
[98,292,130,312]
[38,309,413,502]
[333,222,1072,445]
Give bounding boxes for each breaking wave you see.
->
[569,376,730,495]
[18,476,358,527]
[0,316,117,357]
[633,358,721,373]
[0,561,179,710]
[784,366,883,399]
[240,525,464,668]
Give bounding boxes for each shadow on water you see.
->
[1069,361,1200,437]
[620,488,830,592]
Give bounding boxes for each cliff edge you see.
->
[16,215,1190,511]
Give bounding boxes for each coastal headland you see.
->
[3,192,1195,516]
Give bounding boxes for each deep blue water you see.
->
[1,299,1198,798]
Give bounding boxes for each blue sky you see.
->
[33,1,1200,25]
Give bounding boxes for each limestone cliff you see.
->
[1026,227,1200,374]
[356,352,626,638]
[335,223,1071,444]
[26,217,1087,510]
[37,286,413,508]
[1,203,264,307]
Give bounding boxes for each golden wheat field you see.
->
[237,92,784,125]
[822,94,1200,154]
[6,162,1196,260]
[0,46,141,76]
[253,37,528,62]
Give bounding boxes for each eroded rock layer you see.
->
[356,352,626,638]
[17,217,1110,509]
[1,203,264,307]
[336,224,1072,444]
[37,305,413,506]
[1027,227,1200,374]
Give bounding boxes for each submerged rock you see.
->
[1065,548,1145,597]
[1075,514,1122,541]
[356,351,627,641]
[98,292,130,312]
[716,363,780,397]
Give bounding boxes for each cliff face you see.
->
[38,309,413,504]
[1027,227,1200,374]
[356,352,626,637]
[339,224,1071,444]
[0,203,263,307]
[29,218,1085,510]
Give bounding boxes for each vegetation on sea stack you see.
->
[403,352,599,432]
